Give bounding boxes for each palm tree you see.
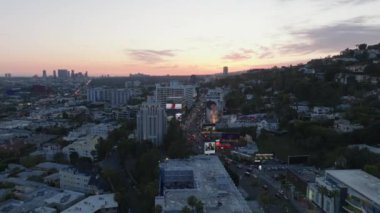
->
[195,200,204,213]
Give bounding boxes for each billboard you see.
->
[204,142,216,154]
[175,113,182,121]
[166,103,182,110]
[202,124,216,131]
[206,101,219,124]
[221,133,240,143]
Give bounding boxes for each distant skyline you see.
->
[1,0,380,76]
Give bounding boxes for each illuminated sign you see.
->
[204,142,216,154]
[166,103,182,110]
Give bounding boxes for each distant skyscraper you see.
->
[71,70,75,78]
[53,70,57,78]
[4,73,11,78]
[58,69,70,78]
[136,99,167,145]
[42,70,47,78]
[85,71,88,78]
[223,66,228,75]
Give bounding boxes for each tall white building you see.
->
[87,87,130,107]
[155,81,196,108]
[110,88,130,107]
[136,100,167,145]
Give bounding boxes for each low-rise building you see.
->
[307,170,380,213]
[59,167,108,194]
[62,136,99,160]
[334,119,363,133]
[61,194,117,213]
[44,190,85,211]
[155,155,251,212]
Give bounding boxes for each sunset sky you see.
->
[1,0,380,76]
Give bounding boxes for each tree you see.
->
[357,43,367,50]
[182,206,191,213]
[20,155,45,168]
[69,152,79,165]
[187,195,198,211]
[260,191,272,210]
[53,152,67,164]
[165,119,190,159]
[154,205,163,213]
[195,200,204,213]
[62,112,69,119]
[96,137,112,161]
[114,190,129,212]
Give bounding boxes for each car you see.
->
[244,172,250,176]
[237,164,243,169]
[251,174,258,178]
[275,192,282,199]
[262,184,268,190]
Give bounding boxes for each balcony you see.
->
[342,205,362,213]
[344,196,364,213]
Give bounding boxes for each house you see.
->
[345,64,367,73]
[298,67,316,75]
[30,143,61,161]
[59,167,108,194]
[334,119,363,133]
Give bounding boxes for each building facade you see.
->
[155,81,196,108]
[155,155,251,212]
[307,170,380,213]
[136,100,167,145]
[87,87,130,107]
[59,167,104,194]
[58,69,70,78]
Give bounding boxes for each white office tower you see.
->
[87,87,129,107]
[86,87,111,102]
[155,81,196,108]
[110,88,130,107]
[136,99,167,145]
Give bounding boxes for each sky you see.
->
[1,0,380,76]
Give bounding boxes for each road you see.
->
[227,163,300,213]
[180,91,310,213]
[182,93,206,154]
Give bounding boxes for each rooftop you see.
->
[288,166,318,183]
[61,194,117,213]
[326,170,380,205]
[44,190,85,206]
[156,155,251,213]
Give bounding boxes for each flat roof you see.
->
[61,194,117,213]
[157,155,251,213]
[44,190,85,206]
[326,170,380,205]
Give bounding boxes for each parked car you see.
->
[262,184,268,190]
